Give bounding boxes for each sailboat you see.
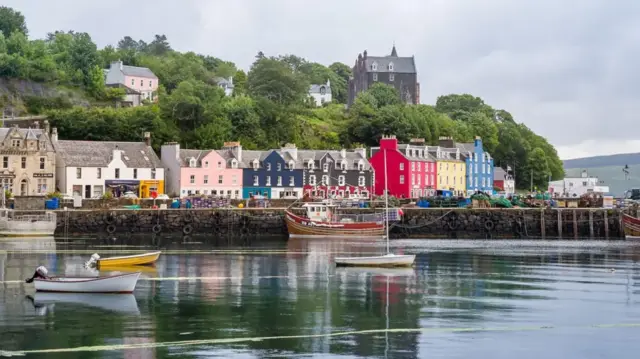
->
[334,148,415,267]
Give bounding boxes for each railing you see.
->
[6,212,56,222]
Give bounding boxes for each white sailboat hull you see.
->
[34,272,141,293]
[334,254,416,267]
[0,211,57,237]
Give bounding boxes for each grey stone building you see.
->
[347,45,419,107]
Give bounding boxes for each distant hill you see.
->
[564,153,640,169]
[565,165,640,197]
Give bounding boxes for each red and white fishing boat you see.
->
[622,213,640,239]
[285,201,394,238]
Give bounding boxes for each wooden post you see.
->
[540,209,545,239]
[604,210,609,240]
[573,210,578,240]
[557,210,562,239]
[619,212,625,239]
[589,210,594,239]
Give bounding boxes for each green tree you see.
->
[367,82,401,107]
[247,57,309,105]
[146,34,171,56]
[233,69,247,95]
[524,147,551,190]
[0,7,27,37]
[0,33,7,54]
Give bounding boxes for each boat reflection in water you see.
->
[26,293,140,315]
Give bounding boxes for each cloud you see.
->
[4,0,639,159]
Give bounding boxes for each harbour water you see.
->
[1,237,640,358]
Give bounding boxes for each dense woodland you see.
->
[0,6,563,189]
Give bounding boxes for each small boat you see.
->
[334,147,415,267]
[0,208,56,237]
[622,213,640,239]
[25,266,141,293]
[85,251,161,268]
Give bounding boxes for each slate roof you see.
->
[455,143,475,154]
[309,84,331,95]
[179,149,213,167]
[370,145,436,162]
[215,77,234,88]
[494,167,507,180]
[0,128,53,151]
[121,65,157,79]
[55,140,162,168]
[326,150,371,170]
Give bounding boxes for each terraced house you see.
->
[431,137,467,196]
[161,142,243,198]
[299,147,373,199]
[370,136,437,198]
[456,136,494,194]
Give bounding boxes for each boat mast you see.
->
[383,148,390,253]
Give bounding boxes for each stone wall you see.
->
[52,207,626,240]
[13,196,46,210]
[55,198,297,209]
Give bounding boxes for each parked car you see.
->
[122,191,138,199]
[148,194,169,200]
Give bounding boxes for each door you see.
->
[20,179,27,196]
[85,185,91,199]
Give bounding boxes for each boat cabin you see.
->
[301,202,337,222]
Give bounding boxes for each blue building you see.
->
[220,146,304,199]
[457,136,494,195]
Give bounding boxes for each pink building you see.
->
[105,61,158,106]
[160,143,243,198]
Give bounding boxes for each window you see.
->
[389,74,395,81]
[93,185,104,198]
[320,86,326,95]
[253,160,259,170]
[140,79,144,87]
[2,157,7,169]
[430,175,435,185]
[482,178,486,187]
[253,175,259,186]
[151,168,156,179]
[289,177,295,186]
[323,163,328,172]
[289,161,294,171]
[277,163,282,171]
[338,175,345,186]
[149,80,152,87]
[277,176,282,186]
[232,175,237,184]
[76,168,82,179]
[388,62,394,71]
[322,175,329,185]
[474,177,478,188]
[400,175,405,184]
[373,73,378,81]
[133,169,138,179]
[218,175,223,184]
[358,176,365,186]
[96,168,102,179]
[190,175,195,184]
[203,175,209,184]
[340,161,347,171]
[39,157,45,170]
[189,158,196,168]
[21,157,26,169]
[425,174,428,185]
[204,161,209,168]
[411,162,415,171]
[371,62,378,71]
[358,162,364,171]
[307,161,314,169]
[115,168,120,179]
[131,79,135,86]
[266,163,271,171]
[0,178,12,193]
[11,140,20,148]
[266,176,271,186]
[37,179,47,194]
[309,175,317,185]
[446,176,449,185]
[400,163,404,170]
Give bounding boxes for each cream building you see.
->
[0,124,56,196]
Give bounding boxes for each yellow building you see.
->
[430,146,466,196]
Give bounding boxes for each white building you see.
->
[215,77,234,96]
[548,170,609,197]
[309,80,332,106]
[493,166,515,195]
[53,132,165,199]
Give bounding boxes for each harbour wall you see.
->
[51,208,626,240]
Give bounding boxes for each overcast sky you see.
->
[5,0,639,160]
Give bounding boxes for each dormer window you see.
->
[189,158,196,168]
[371,62,378,71]
[266,163,271,171]
[11,140,21,148]
[231,159,238,169]
[320,86,326,95]
[323,163,328,172]
[289,160,294,171]
[307,161,314,169]
[340,161,347,171]
[358,161,364,171]
[252,159,259,170]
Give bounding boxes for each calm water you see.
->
[1,237,640,358]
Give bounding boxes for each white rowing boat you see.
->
[334,253,416,267]
[25,266,141,293]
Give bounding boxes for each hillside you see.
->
[563,153,640,169]
[565,165,640,196]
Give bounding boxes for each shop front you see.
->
[139,180,165,198]
[105,180,140,198]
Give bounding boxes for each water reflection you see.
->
[0,239,639,358]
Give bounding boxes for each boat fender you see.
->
[106,224,116,234]
[183,211,194,223]
[104,212,116,224]
[241,227,250,235]
[447,219,459,230]
[183,224,193,235]
[152,224,162,234]
[484,220,495,231]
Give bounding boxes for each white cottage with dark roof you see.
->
[53,131,165,199]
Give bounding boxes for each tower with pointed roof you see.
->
[347,44,419,107]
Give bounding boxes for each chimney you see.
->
[51,127,58,143]
[354,147,366,158]
[43,120,50,135]
[363,50,367,59]
[281,143,298,160]
[113,145,123,162]
[474,136,482,148]
[409,138,425,145]
[143,132,151,147]
[111,60,123,71]
[438,136,454,148]
[340,148,346,158]
[379,135,398,150]
[223,141,242,163]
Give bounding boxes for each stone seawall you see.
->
[52,208,626,240]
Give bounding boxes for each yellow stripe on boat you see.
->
[98,251,161,267]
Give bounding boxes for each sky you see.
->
[4,0,640,160]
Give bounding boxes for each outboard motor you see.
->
[25,266,49,283]
[85,253,100,268]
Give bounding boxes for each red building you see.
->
[370,136,437,198]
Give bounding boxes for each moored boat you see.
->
[0,209,56,237]
[285,201,400,239]
[622,213,640,239]
[85,251,161,268]
[25,266,141,293]
[334,253,416,267]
